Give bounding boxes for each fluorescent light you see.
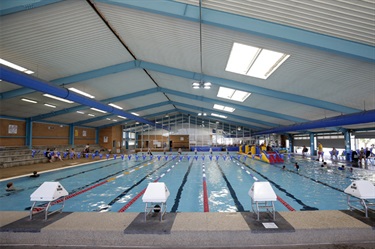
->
[217,86,250,102]
[88,114,95,117]
[68,87,95,98]
[211,113,227,119]
[21,98,37,103]
[44,103,56,108]
[77,111,85,114]
[43,94,74,103]
[0,58,34,74]
[213,104,235,112]
[90,108,107,113]
[225,43,290,79]
[108,103,123,109]
[117,116,127,119]
[131,112,139,116]
[112,119,118,122]
[203,82,211,89]
[106,118,111,120]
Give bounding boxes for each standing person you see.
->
[331,147,338,160]
[84,144,90,153]
[209,147,212,155]
[178,148,182,155]
[194,148,197,155]
[302,146,308,157]
[317,142,324,161]
[358,148,365,167]
[147,148,153,156]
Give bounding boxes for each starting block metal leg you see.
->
[251,200,275,221]
[30,197,66,220]
[144,202,166,221]
[347,195,374,218]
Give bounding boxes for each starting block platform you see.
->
[249,181,277,221]
[142,182,170,221]
[344,180,375,218]
[30,182,69,220]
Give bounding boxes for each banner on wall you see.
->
[75,130,78,136]
[104,136,108,143]
[8,125,18,134]
[83,130,86,137]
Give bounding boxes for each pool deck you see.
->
[1,156,375,248]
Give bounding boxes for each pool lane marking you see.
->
[202,163,209,212]
[26,159,155,210]
[271,164,347,194]
[170,159,194,213]
[117,160,180,212]
[237,161,296,211]
[236,159,319,211]
[214,161,244,212]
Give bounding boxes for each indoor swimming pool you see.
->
[1,153,374,213]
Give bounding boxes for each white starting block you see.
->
[142,182,170,221]
[344,180,375,218]
[30,182,69,220]
[249,181,277,221]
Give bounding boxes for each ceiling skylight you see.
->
[0,58,34,74]
[43,94,74,103]
[68,87,95,98]
[213,104,235,112]
[217,87,250,102]
[225,43,290,79]
[211,113,227,119]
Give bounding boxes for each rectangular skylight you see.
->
[225,43,290,79]
[213,104,235,112]
[217,86,250,102]
[211,113,227,119]
[43,94,74,103]
[0,58,34,74]
[109,103,123,109]
[21,98,37,103]
[68,87,95,98]
[90,108,107,113]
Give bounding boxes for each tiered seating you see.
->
[0,146,48,168]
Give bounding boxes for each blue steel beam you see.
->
[0,65,166,129]
[0,0,63,16]
[254,109,375,135]
[159,87,307,123]
[30,88,159,121]
[97,0,375,62]
[176,109,254,132]
[140,61,360,114]
[172,101,268,130]
[0,61,137,100]
[73,101,172,126]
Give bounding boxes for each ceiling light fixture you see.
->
[43,94,74,103]
[90,107,107,113]
[21,98,37,103]
[0,58,34,74]
[108,103,123,109]
[68,87,95,98]
[44,103,56,108]
[192,0,212,90]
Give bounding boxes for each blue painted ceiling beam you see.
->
[254,109,375,135]
[0,0,63,16]
[97,0,375,62]
[172,101,267,130]
[0,65,166,130]
[0,61,137,100]
[159,87,307,123]
[73,101,172,126]
[140,61,360,114]
[30,88,159,121]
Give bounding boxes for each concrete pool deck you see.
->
[0,209,374,248]
[1,156,375,248]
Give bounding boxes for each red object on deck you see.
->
[267,152,284,164]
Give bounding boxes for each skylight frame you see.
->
[213,104,235,113]
[225,42,290,79]
[217,86,251,102]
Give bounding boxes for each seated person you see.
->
[53,148,63,161]
[30,171,40,177]
[45,148,53,163]
[302,146,308,156]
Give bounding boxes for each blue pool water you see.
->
[1,153,374,213]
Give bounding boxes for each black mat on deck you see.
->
[241,212,295,233]
[341,209,375,229]
[0,212,72,233]
[124,212,176,234]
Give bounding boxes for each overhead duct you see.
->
[253,110,375,135]
[0,65,166,129]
